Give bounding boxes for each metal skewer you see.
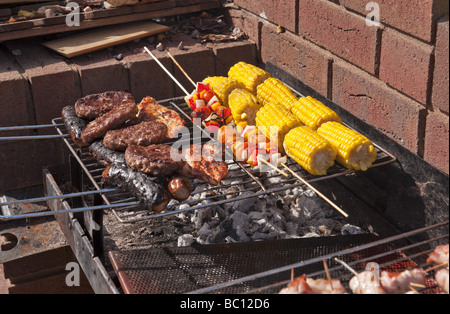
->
[0,201,138,221]
[167,51,197,88]
[0,188,119,207]
[281,163,349,218]
[144,46,191,96]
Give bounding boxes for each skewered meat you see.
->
[349,271,387,294]
[89,141,126,166]
[427,244,449,265]
[61,106,89,148]
[102,163,169,213]
[279,275,345,294]
[167,175,192,202]
[435,268,449,294]
[81,103,139,144]
[103,121,168,152]
[125,144,182,176]
[75,91,136,120]
[380,269,427,294]
[181,144,229,186]
[138,96,185,139]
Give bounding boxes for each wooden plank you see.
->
[0,0,220,42]
[42,20,170,58]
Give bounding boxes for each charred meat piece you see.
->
[125,144,182,176]
[81,103,138,144]
[102,163,169,213]
[75,91,136,120]
[103,121,168,152]
[89,141,126,166]
[61,106,89,148]
[181,144,229,186]
[138,96,185,139]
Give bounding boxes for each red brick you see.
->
[339,0,449,42]
[206,40,257,76]
[332,60,427,154]
[120,45,175,102]
[432,16,449,114]
[261,23,332,97]
[380,28,433,105]
[233,0,297,33]
[72,50,130,96]
[6,43,80,127]
[0,52,30,134]
[299,0,379,74]
[423,111,449,175]
[226,7,262,46]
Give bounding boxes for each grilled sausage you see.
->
[167,175,192,202]
[102,163,169,213]
[89,141,126,166]
[61,106,89,148]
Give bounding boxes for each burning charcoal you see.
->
[178,234,195,247]
[341,224,365,235]
[207,219,232,243]
[231,192,258,213]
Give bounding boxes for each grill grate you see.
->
[52,96,397,224]
[107,221,448,294]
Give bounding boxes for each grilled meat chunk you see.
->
[75,91,136,120]
[103,121,168,152]
[81,103,138,144]
[125,144,182,176]
[181,144,229,186]
[167,175,192,202]
[89,141,126,166]
[61,106,89,148]
[102,163,169,213]
[138,96,185,138]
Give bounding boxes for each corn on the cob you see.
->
[228,62,271,93]
[284,126,337,176]
[228,88,262,128]
[256,78,298,111]
[317,121,377,171]
[202,76,245,107]
[291,96,342,130]
[255,102,302,154]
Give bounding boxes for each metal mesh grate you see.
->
[108,234,379,294]
[108,221,448,294]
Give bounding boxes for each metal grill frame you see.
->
[50,92,397,224]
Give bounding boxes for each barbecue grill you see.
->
[1,77,448,295]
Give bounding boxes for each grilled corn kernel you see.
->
[284,126,337,176]
[291,96,342,130]
[228,88,262,127]
[256,78,298,111]
[228,62,271,93]
[317,121,377,171]
[255,102,302,154]
[202,76,245,107]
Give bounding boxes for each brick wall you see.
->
[228,0,449,175]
